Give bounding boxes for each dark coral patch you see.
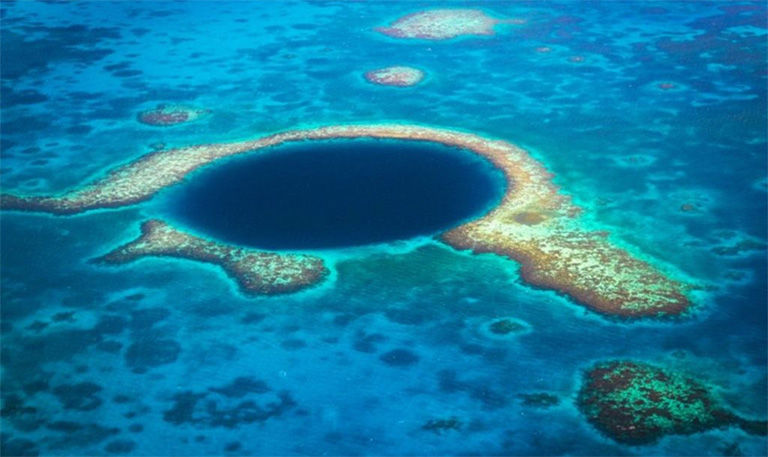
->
[1,437,38,457]
[0,87,49,106]
[22,379,49,395]
[1,27,118,80]
[518,392,559,408]
[21,329,103,363]
[2,115,53,136]
[422,416,462,434]
[105,439,136,454]
[281,339,307,350]
[52,382,103,411]
[51,311,76,323]
[66,125,92,135]
[225,442,242,452]
[379,348,419,367]
[2,394,43,432]
[128,423,143,433]
[384,308,430,325]
[25,321,48,332]
[93,315,127,335]
[711,239,765,256]
[45,421,120,450]
[125,338,181,371]
[96,340,123,354]
[209,377,270,398]
[489,318,526,335]
[241,312,266,324]
[480,317,531,340]
[129,307,171,331]
[163,392,206,425]
[437,369,508,409]
[353,332,387,353]
[164,378,295,428]
[112,69,143,78]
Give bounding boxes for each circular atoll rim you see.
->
[0,124,691,316]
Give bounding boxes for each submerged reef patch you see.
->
[578,361,767,445]
[95,220,327,295]
[421,417,462,434]
[517,392,559,408]
[163,377,295,428]
[2,124,691,315]
[364,66,424,87]
[137,103,208,126]
[375,9,510,40]
[480,317,531,340]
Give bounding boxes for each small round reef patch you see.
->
[578,360,767,445]
[480,317,531,340]
[376,9,503,40]
[137,104,209,127]
[364,66,424,87]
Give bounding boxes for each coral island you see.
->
[95,220,327,295]
[376,9,510,40]
[578,361,767,445]
[364,66,424,87]
[137,104,209,127]
[2,124,691,314]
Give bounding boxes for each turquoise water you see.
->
[1,1,766,456]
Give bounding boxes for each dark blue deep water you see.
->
[163,140,504,249]
[0,1,766,456]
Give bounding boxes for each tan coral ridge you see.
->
[95,220,327,295]
[1,124,691,315]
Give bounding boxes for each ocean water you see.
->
[0,1,766,456]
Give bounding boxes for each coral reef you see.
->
[488,318,527,335]
[578,361,767,445]
[517,392,559,408]
[711,239,766,256]
[95,220,328,295]
[2,124,691,315]
[375,9,506,40]
[137,104,208,126]
[163,376,295,428]
[421,417,462,434]
[364,66,424,86]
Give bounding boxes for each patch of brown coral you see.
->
[95,219,327,295]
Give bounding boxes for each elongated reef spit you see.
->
[95,219,328,295]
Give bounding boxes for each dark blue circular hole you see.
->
[160,139,506,250]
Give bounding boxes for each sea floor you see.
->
[1,1,766,456]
